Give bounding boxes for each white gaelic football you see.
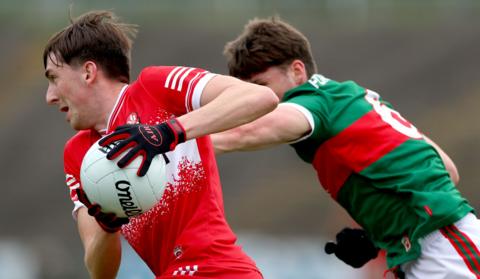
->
[80,140,168,218]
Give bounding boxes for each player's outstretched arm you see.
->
[212,104,312,154]
[77,208,122,279]
[100,75,278,175]
[177,75,279,140]
[424,136,460,185]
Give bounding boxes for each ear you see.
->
[290,59,308,85]
[83,61,98,85]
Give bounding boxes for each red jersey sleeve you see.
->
[137,66,216,115]
[63,130,101,218]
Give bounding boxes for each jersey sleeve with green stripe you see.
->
[282,74,473,268]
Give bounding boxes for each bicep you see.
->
[253,104,312,144]
[199,75,242,106]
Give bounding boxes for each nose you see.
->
[45,85,58,105]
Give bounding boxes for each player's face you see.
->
[45,55,95,130]
[248,66,299,98]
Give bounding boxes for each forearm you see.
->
[77,208,122,279]
[178,81,278,140]
[212,130,252,154]
[212,125,286,154]
[84,233,121,279]
[212,105,312,154]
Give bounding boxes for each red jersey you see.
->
[63,66,261,278]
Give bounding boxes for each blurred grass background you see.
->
[0,0,479,278]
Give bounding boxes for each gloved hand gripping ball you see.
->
[75,188,128,233]
[99,118,186,176]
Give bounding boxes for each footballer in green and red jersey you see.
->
[218,16,480,278]
[283,74,473,268]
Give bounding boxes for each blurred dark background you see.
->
[0,0,479,278]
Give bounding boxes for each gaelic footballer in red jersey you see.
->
[44,11,277,279]
[64,66,261,276]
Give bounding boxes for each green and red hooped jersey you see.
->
[282,74,473,267]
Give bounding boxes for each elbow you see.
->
[82,235,98,274]
[445,161,460,185]
[267,87,280,110]
[453,174,460,186]
[83,245,120,279]
[83,249,96,276]
[450,169,460,185]
[257,86,279,113]
[444,160,460,185]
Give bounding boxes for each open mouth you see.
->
[60,106,69,113]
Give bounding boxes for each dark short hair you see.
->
[43,10,137,83]
[224,17,317,80]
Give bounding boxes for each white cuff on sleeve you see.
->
[279,103,315,144]
[191,73,216,111]
[72,201,85,220]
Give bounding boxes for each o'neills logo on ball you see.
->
[115,180,142,217]
[139,126,162,146]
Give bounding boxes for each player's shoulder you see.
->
[284,74,363,101]
[139,65,188,80]
[138,65,209,84]
[282,79,321,102]
[64,130,100,154]
[64,130,101,172]
[139,66,177,78]
[137,66,178,90]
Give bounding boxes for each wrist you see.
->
[97,222,122,233]
[164,118,186,144]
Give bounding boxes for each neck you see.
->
[92,81,128,133]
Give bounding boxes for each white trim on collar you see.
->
[104,84,129,134]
